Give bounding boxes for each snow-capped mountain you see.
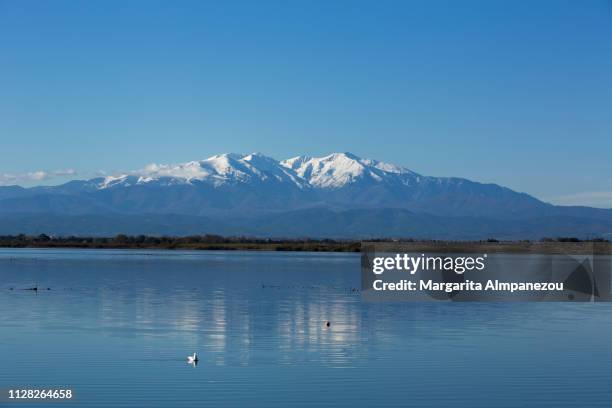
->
[96,152,419,191]
[1,152,611,238]
[99,153,309,189]
[280,152,420,188]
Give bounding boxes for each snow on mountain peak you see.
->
[99,153,309,189]
[280,152,418,188]
[100,174,131,189]
[97,152,418,190]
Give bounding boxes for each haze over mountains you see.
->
[1,152,611,239]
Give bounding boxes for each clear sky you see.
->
[1,0,611,207]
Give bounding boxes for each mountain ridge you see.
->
[0,152,610,238]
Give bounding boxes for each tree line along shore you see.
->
[0,234,361,252]
[0,234,608,253]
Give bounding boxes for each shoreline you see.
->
[0,235,610,254]
[0,238,361,252]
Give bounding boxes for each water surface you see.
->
[0,248,611,407]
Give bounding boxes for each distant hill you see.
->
[1,152,611,239]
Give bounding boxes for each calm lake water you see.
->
[1,248,611,407]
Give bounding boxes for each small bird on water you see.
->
[187,352,199,366]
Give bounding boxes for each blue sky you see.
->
[1,0,611,207]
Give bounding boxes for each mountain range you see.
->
[1,152,611,239]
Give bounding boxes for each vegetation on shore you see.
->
[0,234,362,252]
[0,234,608,252]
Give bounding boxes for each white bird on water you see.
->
[187,352,199,366]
